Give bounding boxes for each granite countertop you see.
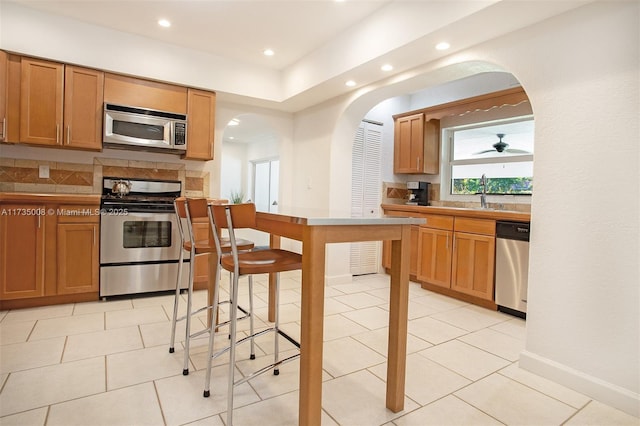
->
[0,192,101,205]
[381,203,531,222]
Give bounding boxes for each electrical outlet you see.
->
[39,165,50,179]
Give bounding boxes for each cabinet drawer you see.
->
[422,214,454,231]
[56,205,100,223]
[454,217,495,236]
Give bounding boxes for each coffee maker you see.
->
[406,181,430,206]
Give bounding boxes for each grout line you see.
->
[152,380,168,426]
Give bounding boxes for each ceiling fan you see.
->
[473,133,532,155]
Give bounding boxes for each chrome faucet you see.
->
[480,174,488,208]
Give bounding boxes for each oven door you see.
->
[100,211,182,264]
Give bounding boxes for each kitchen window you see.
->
[441,117,534,201]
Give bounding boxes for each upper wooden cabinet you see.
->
[20,58,64,146]
[393,113,439,174]
[104,73,187,114]
[19,58,103,150]
[185,88,215,160]
[63,66,104,150]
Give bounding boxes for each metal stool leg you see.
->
[248,275,255,360]
[169,249,184,353]
[182,247,196,375]
[203,255,222,398]
[226,268,240,426]
[273,273,280,375]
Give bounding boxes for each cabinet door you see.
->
[394,113,424,173]
[20,58,64,146]
[1,52,21,142]
[0,205,46,299]
[57,223,99,294]
[185,89,215,160]
[63,66,104,150]
[451,232,495,300]
[416,227,452,288]
[0,51,6,142]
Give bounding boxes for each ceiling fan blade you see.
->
[505,148,532,154]
[473,149,498,155]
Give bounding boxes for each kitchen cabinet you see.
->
[381,205,503,308]
[104,73,187,114]
[417,227,452,289]
[185,88,216,161]
[1,52,21,142]
[56,206,99,295]
[383,225,419,275]
[393,113,439,174]
[0,204,46,300]
[20,57,63,146]
[0,194,101,309]
[451,218,495,300]
[20,57,103,150]
[63,66,104,150]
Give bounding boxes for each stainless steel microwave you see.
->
[103,103,187,153]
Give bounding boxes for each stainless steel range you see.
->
[100,177,189,297]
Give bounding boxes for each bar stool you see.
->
[169,197,253,376]
[202,202,302,426]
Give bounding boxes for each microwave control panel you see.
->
[174,123,186,146]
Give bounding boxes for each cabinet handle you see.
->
[37,214,41,228]
[0,117,5,141]
[417,156,420,170]
[66,126,71,145]
[92,227,96,245]
[56,124,60,144]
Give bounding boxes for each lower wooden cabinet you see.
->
[416,227,452,289]
[451,232,495,300]
[0,204,46,299]
[382,210,497,306]
[0,196,101,308]
[57,222,99,294]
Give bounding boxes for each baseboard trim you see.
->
[520,350,640,417]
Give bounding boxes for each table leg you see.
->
[386,224,411,411]
[299,226,326,426]
[268,234,281,323]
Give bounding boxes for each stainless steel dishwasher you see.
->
[495,221,530,318]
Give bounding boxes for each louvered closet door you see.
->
[350,121,383,275]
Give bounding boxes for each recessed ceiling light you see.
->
[228,118,240,126]
[381,64,393,72]
[263,48,275,56]
[345,80,356,87]
[436,42,450,50]
[158,19,171,28]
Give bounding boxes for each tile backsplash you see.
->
[382,181,531,213]
[0,157,208,197]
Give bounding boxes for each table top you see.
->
[256,207,426,226]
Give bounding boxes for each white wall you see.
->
[307,1,638,415]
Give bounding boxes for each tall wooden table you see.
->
[254,210,424,426]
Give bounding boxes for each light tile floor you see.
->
[1,272,638,425]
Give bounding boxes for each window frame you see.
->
[440,115,534,204]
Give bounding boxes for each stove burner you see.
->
[101,177,182,212]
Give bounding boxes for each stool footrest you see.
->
[235,352,300,387]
